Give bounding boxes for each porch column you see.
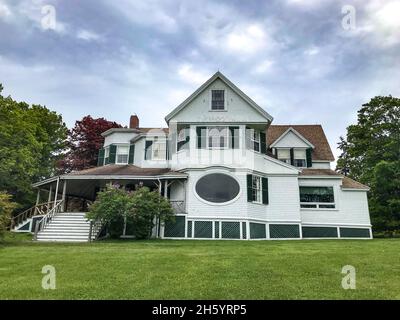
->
[163,180,168,198]
[35,189,41,206]
[53,177,60,208]
[48,185,53,206]
[62,180,67,212]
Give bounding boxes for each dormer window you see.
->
[211,90,225,110]
[277,149,290,164]
[293,149,307,167]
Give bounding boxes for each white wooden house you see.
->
[16,72,372,241]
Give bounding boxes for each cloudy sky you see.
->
[1,0,399,160]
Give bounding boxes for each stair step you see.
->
[37,234,92,239]
[37,238,89,242]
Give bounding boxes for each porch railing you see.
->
[33,200,63,240]
[11,201,57,230]
[170,200,186,214]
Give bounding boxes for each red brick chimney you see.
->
[129,114,139,129]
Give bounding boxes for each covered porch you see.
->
[32,165,188,215]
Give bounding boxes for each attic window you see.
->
[211,90,225,110]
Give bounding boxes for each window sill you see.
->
[209,109,227,112]
[250,201,266,206]
[300,208,338,212]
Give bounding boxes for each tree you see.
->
[86,185,174,239]
[58,116,122,173]
[0,84,68,210]
[336,96,400,233]
[0,192,17,238]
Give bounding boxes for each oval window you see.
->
[195,173,240,203]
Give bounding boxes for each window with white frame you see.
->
[207,126,228,149]
[294,149,307,167]
[116,145,129,164]
[152,138,167,160]
[299,186,335,209]
[211,90,225,110]
[252,176,262,203]
[104,146,110,164]
[250,130,260,152]
[277,149,290,164]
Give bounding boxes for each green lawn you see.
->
[0,233,399,299]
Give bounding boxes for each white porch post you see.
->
[35,189,40,206]
[163,180,168,198]
[62,179,67,212]
[53,177,60,208]
[48,185,53,206]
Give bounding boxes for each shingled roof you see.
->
[299,169,369,190]
[66,165,186,177]
[267,125,335,161]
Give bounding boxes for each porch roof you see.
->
[32,165,187,188]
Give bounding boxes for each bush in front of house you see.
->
[86,185,174,239]
[0,191,17,238]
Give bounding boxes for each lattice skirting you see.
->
[162,217,371,240]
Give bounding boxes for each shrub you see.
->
[87,185,174,239]
[0,192,17,238]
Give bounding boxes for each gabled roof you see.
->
[164,71,273,124]
[269,127,315,148]
[101,127,169,137]
[267,125,335,161]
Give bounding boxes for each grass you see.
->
[0,233,399,299]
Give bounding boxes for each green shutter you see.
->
[260,132,267,154]
[144,140,153,160]
[262,177,269,205]
[196,126,206,149]
[109,144,117,164]
[306,148,312,167]
[97,148,105,166]
[128,144,135,164]
[290,148,294,166]
[247,174,253,202]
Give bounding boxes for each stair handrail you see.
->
[11,201,56,230]
[33,200,63,240]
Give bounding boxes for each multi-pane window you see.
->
[299,186,335,209]
[152,138,167,160]
[177,127,190,151]
[294,149,306,167]
[211,90,225,110]
[252,176,262,203]
[208,127,228,149]
[277,149,290,164]
[116,145,129,164]
[251,130,261,152]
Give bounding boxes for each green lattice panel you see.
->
[214,221,220,238]
[221,222,241,239]
[164,216,185,238]
[194,221,213,238]
[242,222,247,239]
[269,224,300,238]
[340,227,370,238]
[187,221,192,238]
[250,223,266,239]
[302,226,338,238]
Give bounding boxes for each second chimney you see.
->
[130,114,139,129]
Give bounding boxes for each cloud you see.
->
[0,1,11,19]
[226,24,270,55]
[76,29,102,42]
[177,64,210,85]
[252,59,274,74]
